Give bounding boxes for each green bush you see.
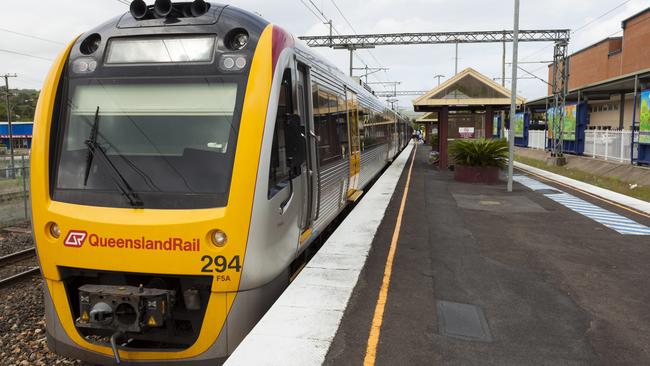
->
[449,138,509,168]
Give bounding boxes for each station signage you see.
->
[458,127,475,139]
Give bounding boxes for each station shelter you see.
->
[413,68,525,169]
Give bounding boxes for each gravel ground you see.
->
[0,225,33,257]
[0,277,81,366]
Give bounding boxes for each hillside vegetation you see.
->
[0,88,40,122]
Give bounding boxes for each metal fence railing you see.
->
[584,130,634,163]
[0,155,30,226]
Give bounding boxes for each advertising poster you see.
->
[546,105,576,141]
[546,107,556,139]
[640,90,650,144]
[563,104,577,142]
[515,112,524,138]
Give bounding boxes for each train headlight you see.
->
[211,230,228,247]
[72,57,98,74]
[219,55,247,72]
[49,223,61,239]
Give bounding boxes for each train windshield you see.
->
[53,77,244,209]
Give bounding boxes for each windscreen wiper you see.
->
[84,107,144,208]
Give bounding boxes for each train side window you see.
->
[268,70,293,199]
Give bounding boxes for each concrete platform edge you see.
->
[224,143,415,366]
[514,161,650,215]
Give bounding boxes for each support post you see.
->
[349,48,354,77]
[439,107,449,170]
[454,43,459,75]
[3,74,17,179]
[619,92,625,130]
[507,0,519,193]
[486,106,494,139]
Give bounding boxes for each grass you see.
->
[515,154,650,202]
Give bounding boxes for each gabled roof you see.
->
[413,67,526,107]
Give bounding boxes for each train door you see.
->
[295,62,318,242]
[346,89,361,199]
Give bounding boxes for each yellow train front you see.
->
[31,1,410,364]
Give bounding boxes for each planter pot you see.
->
[454,165,501,184]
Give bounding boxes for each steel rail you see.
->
[0,247,36,266]
[0,247,39,287]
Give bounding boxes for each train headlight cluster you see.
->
[49,223,61,239]
[211,230,228,247]
[219,55,247,72]
[72,58,98,74]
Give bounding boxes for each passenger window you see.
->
[268,70,293,199]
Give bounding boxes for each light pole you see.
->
[434,74,445,86]
[3,74,17,178]
[507,0,520,193]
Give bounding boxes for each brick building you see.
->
[534,7,650,130]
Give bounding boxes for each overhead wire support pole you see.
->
[507,0,520,193]
[2,73,17,178]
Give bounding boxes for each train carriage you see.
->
[31,1,410,364]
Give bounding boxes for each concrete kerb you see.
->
[224,143,415,366]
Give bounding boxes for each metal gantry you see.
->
[375,90,428,97]
[298,29,570,47]
[300,28,571,157]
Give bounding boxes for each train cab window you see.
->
[52,76,245,209]
[268,70,293,198]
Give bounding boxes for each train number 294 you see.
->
[201,255,242,273]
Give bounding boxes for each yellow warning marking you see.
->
[480,200,501,206]
[363,144,417,366]
[147,316,157,327]
[81,311,89,322]
[348,189,364,202]
[299,229,312,245]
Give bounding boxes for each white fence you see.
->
[584,130,634,163]
[527,130,547,150]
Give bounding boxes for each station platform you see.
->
[227,143,650,366]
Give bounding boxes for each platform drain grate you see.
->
[437,300,493,342]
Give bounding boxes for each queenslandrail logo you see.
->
[64,230,88,247]
[88,233,200,252]
[63,230,200,252]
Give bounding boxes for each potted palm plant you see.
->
[449,138,508,184]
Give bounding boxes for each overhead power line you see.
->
[521,0,631,61]
[0,27,64,45]
[297,0,390,90]
[0,48,53,62]
[328,0,389,75]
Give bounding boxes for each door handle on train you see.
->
[279,178,294,215]
[279,163,295,215]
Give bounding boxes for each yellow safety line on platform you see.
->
[516,168,650,220]
[363,143,418,366]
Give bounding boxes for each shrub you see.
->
[449,138,509,168]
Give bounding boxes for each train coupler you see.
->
[75,284,175,333]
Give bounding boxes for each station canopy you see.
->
[413,67,525,110]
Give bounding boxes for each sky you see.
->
[0,0,647,111]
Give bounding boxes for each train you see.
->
[30,1,411,364]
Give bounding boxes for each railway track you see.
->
[0,247,39,287]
